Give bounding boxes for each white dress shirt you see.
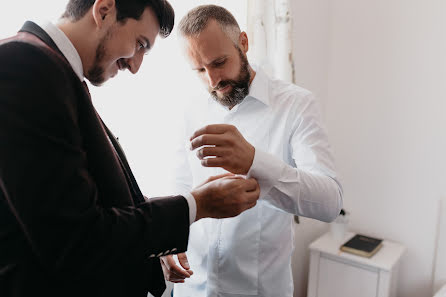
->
[173,67,343,297]
[41,21,84,81]
[38,21,197,224]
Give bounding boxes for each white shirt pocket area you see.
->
[207,205,262,295]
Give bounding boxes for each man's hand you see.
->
[190,124,255,174]
[160,253,192,283]
[191,175,259,221]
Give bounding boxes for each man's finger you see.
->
[206,173,234,183]
[163,264,187,283]
[197,147,227,160]
[241,178,259,192]
[245,188,260,203]
[170,263,192,278]
[177,253,191,271]
[246,200,258,210]
[169,279,186,284]
[162,255,191,278]
[190,134,226,151]
[200,157,225,168]
[197,173,235,188]
[161,258,181,282]
[169,269,190,280]
[190,124,232,141]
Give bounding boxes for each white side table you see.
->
[307,231,405,297]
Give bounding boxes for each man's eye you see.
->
[215,61,225,67]
[137,41,145,50]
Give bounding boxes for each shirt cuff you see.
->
[183,192,197,225]
[247,148,284,198]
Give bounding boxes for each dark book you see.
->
[340,234,383,258]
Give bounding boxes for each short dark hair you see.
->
[62,0,174,38]
[179,4,240,41]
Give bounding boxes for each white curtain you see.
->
[247,0,295,83]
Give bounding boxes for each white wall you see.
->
[292,0,446,297]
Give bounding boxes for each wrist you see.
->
[190,189,205,221]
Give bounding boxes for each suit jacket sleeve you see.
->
[0,41,189,295]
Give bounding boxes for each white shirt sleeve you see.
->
[247,94,343,223]
[172,114,196,225]
[182,192,197,225]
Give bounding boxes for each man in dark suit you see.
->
[0,0,260,296]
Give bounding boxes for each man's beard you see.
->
[87,29,112,86]
[209,47,251,108]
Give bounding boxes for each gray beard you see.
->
[212,84,249,108]
[210,47,251,108]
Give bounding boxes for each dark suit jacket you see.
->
[0,22,189,297]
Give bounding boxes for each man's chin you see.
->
[86,75,107,87]
[88,80,105,87]
[86,67,107,87]
[210,94,233,108]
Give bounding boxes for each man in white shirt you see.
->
[160,4,343,297]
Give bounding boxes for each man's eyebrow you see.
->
[211,55,228,64]
[194,55,229,70]
[193,55,229,70]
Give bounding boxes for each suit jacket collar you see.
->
[19,21,63,57]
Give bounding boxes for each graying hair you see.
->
[178,5,241,44]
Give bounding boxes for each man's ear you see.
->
[239,32,249,54]
[92,0,116,28]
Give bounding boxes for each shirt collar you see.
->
[247,66,270,106]
[40,21,84,81]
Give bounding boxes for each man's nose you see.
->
[206,69,221,89]
[125,52,144,74]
